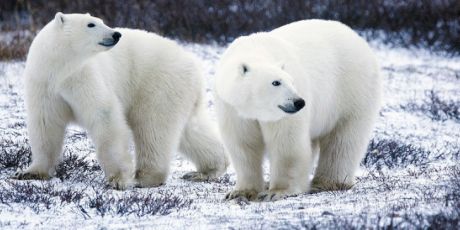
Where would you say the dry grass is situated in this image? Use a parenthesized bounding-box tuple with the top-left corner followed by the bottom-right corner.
(0, 0, 459, 60)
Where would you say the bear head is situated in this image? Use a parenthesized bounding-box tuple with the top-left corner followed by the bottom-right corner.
(53, 12, 121, 57)
(216, 61, 305, 122)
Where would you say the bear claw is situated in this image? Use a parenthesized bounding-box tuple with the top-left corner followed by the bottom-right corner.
(310, 177, 353, 193)
(109, 180, 133, 190)
(256, 190, 289, 202)
(11, 171, 50, 180)
(225, 189, 258, 201)
(181, 171, 211, 182)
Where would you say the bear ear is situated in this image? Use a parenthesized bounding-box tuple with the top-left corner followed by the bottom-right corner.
(86, 12, 91, 16)
(54, 12, 65, 26)
(280, 63, 286, 70)
(240, 64, 249, 75)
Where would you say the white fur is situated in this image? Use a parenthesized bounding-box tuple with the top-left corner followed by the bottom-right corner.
(216, 19, 382, 201)
(19, 13, 228, 189)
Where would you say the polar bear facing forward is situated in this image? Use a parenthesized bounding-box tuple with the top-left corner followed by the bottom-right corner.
(15, 13, 228, 189)
(215, 19, 381, 201)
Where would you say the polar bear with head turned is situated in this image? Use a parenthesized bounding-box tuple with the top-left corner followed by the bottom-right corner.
(14, 12, 228, 189)
(215, 19, 382, 201)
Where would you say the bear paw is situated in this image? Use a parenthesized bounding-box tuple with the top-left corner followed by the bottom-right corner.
(310, 177, 353, 193)
(181, 171, 212, 182)
(11, 171, 50, 180)
(225, 189, 258, 201)
(182, 168, 225, 182)
(134, 170, 166, 188)
(256, 190, 290, 202)
(107, 174, 134, 190)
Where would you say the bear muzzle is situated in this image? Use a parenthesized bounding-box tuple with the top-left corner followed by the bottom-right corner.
(98, 31, 122, 47)
(278, 98, 305, 114)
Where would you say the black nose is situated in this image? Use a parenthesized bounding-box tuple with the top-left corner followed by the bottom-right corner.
(293, 98, 305, 111)
(112, 31, 121, 41)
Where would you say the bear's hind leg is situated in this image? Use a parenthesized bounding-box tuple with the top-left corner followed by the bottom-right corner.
(179, 109, 229, 182)
(312, 117, 374, 193)
(88, 110, 134, 190)
(131, 109, 188, 188)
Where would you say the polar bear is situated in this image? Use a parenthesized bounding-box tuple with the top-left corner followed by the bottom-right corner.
(14, 12, 228, 189)
(215, 19, 381, 201)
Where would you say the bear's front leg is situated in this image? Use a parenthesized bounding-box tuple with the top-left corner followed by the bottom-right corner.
(258, 120, 313, 201)
(13, 113, 67, 180)
(13, 87, 69, 180)
(61, 85, 134, 190)
(217, 103, 265, 201)
(224, 135, 265, 201)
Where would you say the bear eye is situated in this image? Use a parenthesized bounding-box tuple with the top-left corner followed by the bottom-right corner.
(87, 23, 95, 28)
(272, 80, 281, 86)
(242, 64, 249, 74)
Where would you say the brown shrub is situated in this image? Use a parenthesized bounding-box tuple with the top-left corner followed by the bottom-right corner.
(0, 0, 459, 60)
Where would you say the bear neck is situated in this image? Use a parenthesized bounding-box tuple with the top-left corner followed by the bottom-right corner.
(26, 22, 87, 83)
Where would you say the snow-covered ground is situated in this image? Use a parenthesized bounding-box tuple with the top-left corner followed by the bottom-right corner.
(0, 41, 459, 229)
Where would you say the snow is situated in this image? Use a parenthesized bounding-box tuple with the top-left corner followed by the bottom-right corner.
(0, 40, 459, 229)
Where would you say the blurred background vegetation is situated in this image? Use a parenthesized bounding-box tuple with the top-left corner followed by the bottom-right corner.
(0, 0, 459, 60)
